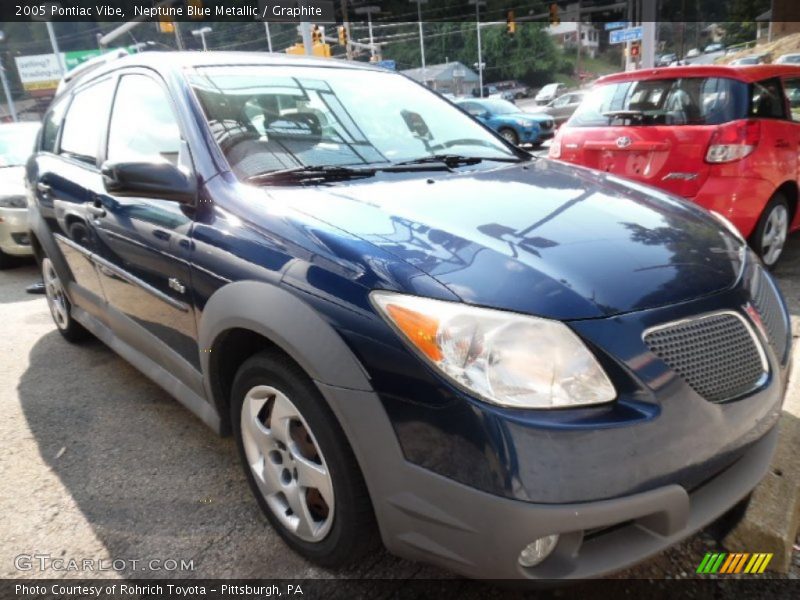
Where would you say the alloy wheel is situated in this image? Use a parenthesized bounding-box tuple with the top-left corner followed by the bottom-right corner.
(501, 129, 518, 144)
(240, 385, 335, 542)
(761, 204, 789, 267)
(43, 258, 69, 330)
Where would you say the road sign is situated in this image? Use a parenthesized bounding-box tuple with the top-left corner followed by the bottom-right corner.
(610, 26, 643, 44)
(378, 59, 396, 70)
(604, 21, 628, 31)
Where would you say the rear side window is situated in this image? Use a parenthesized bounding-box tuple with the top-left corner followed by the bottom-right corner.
(783, 77, 800, 121)
(40, 97, 67, 153)
(107, 74, 182, 165)
(60, 78, 114, 165)
(568, 77, 749, 127)
(750, 78, 785, 119)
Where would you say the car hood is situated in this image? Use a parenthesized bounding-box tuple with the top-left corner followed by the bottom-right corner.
(281, 159, 744, 320)
(0, 166, 26, 195)
(519, 111, 551, 122)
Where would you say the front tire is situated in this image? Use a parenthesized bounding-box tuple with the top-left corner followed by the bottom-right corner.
(42, 257, 89, 342)
(499, 127, 519, 145)
(231, 351, 378, 567)
(750, 194, 790, 269)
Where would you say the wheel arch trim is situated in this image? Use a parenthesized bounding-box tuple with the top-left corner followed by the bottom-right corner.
(198, 280, 373, 423)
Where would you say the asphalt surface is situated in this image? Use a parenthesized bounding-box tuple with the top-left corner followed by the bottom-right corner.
(1, 232, 798, 585)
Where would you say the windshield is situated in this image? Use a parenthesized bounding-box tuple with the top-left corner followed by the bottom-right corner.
(0, 124, 39, 167)
(567, 77, 749, 127)
(538, 84, 558, 96)
(187, 65, 517, 180)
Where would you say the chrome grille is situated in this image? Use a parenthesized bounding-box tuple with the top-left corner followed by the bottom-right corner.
(751, 266, 789, 361)
(644, 312, 767, 403)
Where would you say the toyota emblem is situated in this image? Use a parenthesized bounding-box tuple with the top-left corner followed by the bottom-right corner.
(616, 136, 632, 149)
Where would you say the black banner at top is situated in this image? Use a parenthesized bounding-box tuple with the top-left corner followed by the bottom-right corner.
(0, 0, 794, 24)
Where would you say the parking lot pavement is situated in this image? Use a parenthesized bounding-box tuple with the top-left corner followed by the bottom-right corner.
(1, 236, 798, 582)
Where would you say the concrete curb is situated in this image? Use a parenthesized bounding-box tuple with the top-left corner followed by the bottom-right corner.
(723, 342, 800, 573)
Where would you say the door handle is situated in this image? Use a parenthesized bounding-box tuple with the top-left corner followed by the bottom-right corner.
(775, 139, 791, 149)
(86, 202, 106, 218)
(37, 182, 51, 197)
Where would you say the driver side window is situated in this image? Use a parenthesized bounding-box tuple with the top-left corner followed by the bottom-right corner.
(107, 74, 182, 165)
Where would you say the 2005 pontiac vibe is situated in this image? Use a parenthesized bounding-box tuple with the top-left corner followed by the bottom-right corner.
(26, 52, 789, 580)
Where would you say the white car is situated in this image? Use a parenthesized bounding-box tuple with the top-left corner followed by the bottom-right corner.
(776, 53, 800, 64)
(0, 122, 40, 268)
(686, 48, 701, 59)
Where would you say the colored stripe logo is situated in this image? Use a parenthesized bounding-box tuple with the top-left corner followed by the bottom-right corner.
(696, 552, 773, 574)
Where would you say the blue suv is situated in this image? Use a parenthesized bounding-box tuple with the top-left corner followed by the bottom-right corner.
(27, 53, 789, 580)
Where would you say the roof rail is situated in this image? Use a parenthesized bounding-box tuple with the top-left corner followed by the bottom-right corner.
(55, 43, 172, 96)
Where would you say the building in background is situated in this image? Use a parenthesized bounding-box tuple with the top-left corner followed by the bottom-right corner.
(758, 0, 800, 43)
(547, 3, 600, 59)
(401, 61, 479, 96)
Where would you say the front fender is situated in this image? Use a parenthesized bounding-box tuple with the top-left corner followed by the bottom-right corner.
(198, 280, 373, 402)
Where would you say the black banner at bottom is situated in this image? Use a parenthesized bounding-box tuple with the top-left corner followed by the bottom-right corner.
(3, 578, 800, 600)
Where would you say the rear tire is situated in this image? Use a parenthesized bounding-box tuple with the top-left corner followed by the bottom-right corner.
(231, 350, 378, 567)
(42, 257, 90, 343)
(499, 127, 519, 146)
(750, 193, 790, 269)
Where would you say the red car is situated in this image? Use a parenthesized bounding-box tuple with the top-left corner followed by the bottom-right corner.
(550, 65, 800, 266)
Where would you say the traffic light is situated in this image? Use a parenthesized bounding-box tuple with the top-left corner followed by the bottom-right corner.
(312, 25, 323, 44)
(337, 25, 348, 46)
(158, 18, 175, 34)
(631, 41, 641, 58)
(506, 10, 516, 36)
(187, 0, 204, 19)
(549, 3, 560, 26)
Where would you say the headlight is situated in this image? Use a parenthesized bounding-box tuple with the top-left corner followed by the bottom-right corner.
(370, 292, 616, 409)
(710, 210, 745, 244)
(0, 195, 27, 209)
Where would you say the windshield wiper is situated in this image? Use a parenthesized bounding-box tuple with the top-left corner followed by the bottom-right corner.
(391, 153, 522, 168)
(248, 164, 377, 185)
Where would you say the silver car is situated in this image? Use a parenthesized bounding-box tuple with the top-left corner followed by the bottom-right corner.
(0, 122, 39, 268)
(542, 91, 586, 126)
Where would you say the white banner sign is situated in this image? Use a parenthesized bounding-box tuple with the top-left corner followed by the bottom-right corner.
(14, 53, 63, 91)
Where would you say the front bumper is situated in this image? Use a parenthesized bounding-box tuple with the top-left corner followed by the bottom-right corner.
(320, 381, 779, 580)
(0, 207, 33, 256)
(517, 127, 541, 143)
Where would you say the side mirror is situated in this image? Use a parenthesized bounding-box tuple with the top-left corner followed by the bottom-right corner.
(101, 161, 196, 204)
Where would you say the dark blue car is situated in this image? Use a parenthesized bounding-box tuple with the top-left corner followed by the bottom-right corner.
(457, 98, 555, 146)
(27, 52, 789, 580)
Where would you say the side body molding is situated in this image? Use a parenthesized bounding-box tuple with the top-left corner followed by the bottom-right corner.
(198, 280, 374, 414)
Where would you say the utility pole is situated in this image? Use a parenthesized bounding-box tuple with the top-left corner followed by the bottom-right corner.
(264, 22, 273, 52)
(174, 22, 184, 50)
(45, 22, 65, 75)
(641, 0, 656, 69)
(575, 0, 582, 83)
(355, 6, 380, 59)
(300, 22, 313, 55)
(470, 0, 485, 97)
(192, 26, 212, 51)
(410, 0, 427, 77)
(0, 63, 16, 122)
(340, 0, 352, 60)
(0, 32, 16, 123)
